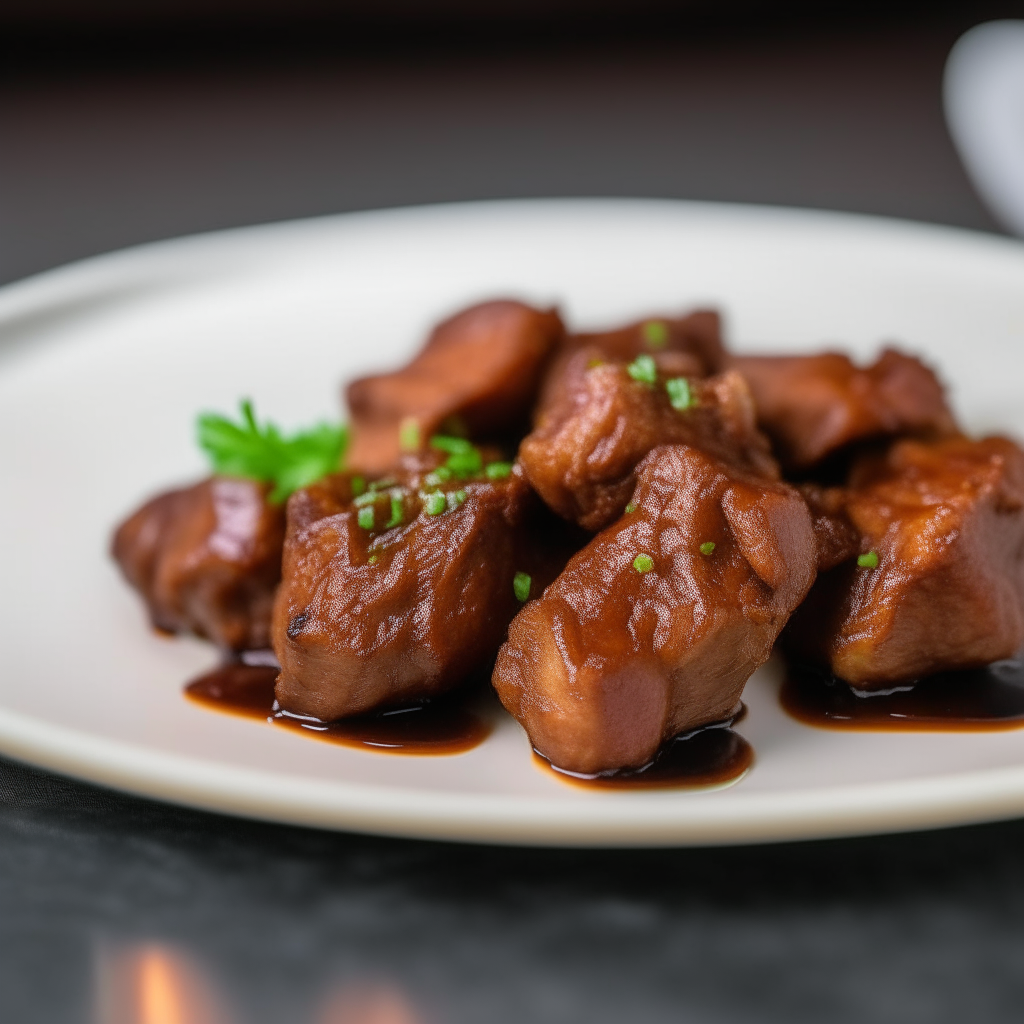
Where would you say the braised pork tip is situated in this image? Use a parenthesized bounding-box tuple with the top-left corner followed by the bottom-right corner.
(571, 309, 726, 374)
(271, 455, 577, 721)
(519, 349, 778, 531)
(111, 477, 286, 651)
(785, 435, 1024, 688)
(798, 483, 862, 572)
(345, 300, 565, 474)
(492, 444, 817, 775)
(731, 348, 956, 472)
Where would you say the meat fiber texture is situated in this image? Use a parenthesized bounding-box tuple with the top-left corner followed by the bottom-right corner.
(272, 458, 573, 721)
(732, 348, 956, 472)
(520, 353, 777, 532)
(786, 435, 1024, 688)
(346, 300, 565, 474)
(112, 477, 285, 651)
(493, 444, 817, 775)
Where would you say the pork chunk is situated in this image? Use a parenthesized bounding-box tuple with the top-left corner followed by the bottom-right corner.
(732, 348, 956, 471)
(112, 477, 286, 651)
(272, 457, 575, 721)
(493, 444, 817, 774)
(519, 349, 778, 531)
(572, 308, 725, 370)
(346, 300, 565, 474)
(785, 436, 1024, 688)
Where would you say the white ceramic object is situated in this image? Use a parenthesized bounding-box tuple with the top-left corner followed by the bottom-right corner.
(3, 199, 1024, 847)
(945, 20, 1024, 237)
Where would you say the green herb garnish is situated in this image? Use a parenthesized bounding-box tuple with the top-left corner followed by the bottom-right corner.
(857, 550, 879, 569)
(357, 505, 375, 530)
(424, 491, 447, 516)
(425, 466, 452, 487)
(486, 461, 513, 480)
(666, 377, 694, 411)
(627, 354, 657, 385)
(642, 320, 668, 348)
(431, 435, 483, 479)
(513, 572, 532, 602)
(197, 400, 348, 504)
(386, 492, 404, 528)
(633, 553, 654, 573)
(368, 554, 379, 565)
(586, 358, 604, 370)
(448, 489, 467, 511)
(399, 416, 421, 452)
(368, 477, 396, 492)
(351, 475, 366, 497)
(625, 502, 637, 514)
(699, 541, 716, 556)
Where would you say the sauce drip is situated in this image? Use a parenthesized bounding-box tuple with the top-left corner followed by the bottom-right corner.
(185, 662, 491, 755)
(535, 708, 752, 790)
(781, 658, 1024, 731)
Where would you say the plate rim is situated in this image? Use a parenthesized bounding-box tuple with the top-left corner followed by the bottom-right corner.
(5, 196, 1024, 847)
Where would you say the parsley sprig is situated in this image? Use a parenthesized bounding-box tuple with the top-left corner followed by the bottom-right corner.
(197, 399, 349, 503)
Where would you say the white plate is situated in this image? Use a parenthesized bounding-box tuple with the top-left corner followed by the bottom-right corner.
(4, 198, 1024, 847)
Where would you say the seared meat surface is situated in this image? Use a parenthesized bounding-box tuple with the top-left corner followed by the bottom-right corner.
(112, 477, 286, 651)
(272, 454, 575, 721)
(786, 435, 1024, 688)
(798, 483, 861, 572)
(520, 349, 777, 531)
(732, 348, 955, 472)
(346, 300, 565, 474)
(493, 444, 817, 774)
(571, 309, 726, 373)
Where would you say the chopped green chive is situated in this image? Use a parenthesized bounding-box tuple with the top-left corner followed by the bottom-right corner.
(699, 541, 716, 556)
(386, 493, 404, 528)
(666, 377, 694, 411)
(857, 550, 879, 569)
(368, 477, 396, 493)
(368, 554, 379, 565)
(351, 475, 366, 497)
(431, 435, 483, 479)
(627, 354, 657, 385)
(486, 461, 513, 480)
(447, 489, 467, 511)
(513, 572, 532, 602)
(399, 416, 421, 452)
(425, 466, 453, 488)
(353, 490, 376, 507)
(625, 502, 637, 514)
(424, 491, 447, 516)
(430, 435, 473, 455)
(633, 553, 654, 573)
(643, 320, 668, 348)
(357, 505, 375, 530)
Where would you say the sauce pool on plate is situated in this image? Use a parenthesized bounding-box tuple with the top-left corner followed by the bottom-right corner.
(185, 662, 492, 755)
(781, 657, 1024, 730)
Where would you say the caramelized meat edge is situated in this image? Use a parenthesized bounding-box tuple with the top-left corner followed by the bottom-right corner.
(272, 457, 576, 721)
(520, 347, 777, 531)
(112, 477, 285, 651)
(785, 435, 1024, 687)
(346, 300, 565, 474)
(494, 443, 816, 775)
(732, 348, 956, 472)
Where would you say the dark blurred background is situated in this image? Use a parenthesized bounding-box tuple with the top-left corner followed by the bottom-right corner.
(5, 4, 1024, 1023)
(1, 1, 1021, 287)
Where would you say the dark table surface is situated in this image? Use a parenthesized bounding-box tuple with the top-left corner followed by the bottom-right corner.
(4, 14, 1024, 1024)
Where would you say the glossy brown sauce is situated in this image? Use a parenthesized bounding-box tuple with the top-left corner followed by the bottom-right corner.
(185, 662, 492, 755)
(781, 658, 1024, 731)
(535, 707, 752, 790)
